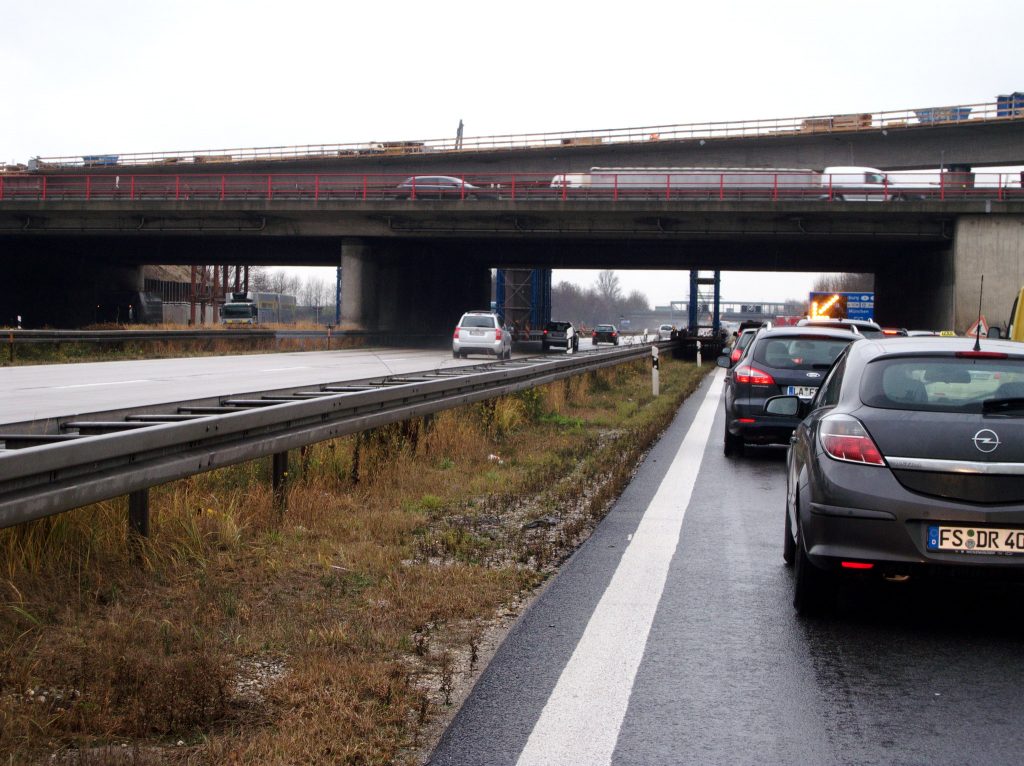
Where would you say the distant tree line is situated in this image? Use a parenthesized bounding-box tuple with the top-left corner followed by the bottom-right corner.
(551, 270, 651, 328)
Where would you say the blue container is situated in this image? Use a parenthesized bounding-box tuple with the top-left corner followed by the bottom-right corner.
(996, 92, 1024, 117)
(915, 107, 971, 124)
(82, 154, 119, 167)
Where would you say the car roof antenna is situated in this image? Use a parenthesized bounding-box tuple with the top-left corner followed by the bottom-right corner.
(974, 275, 984, 352)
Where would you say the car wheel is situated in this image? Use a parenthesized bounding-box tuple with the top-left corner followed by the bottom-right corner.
(542, 343, 549, 352)
(783, 492, 796, 567)
(723, 426, 744, 457)
(452, 350, 459, 359)
(793, 524, 835, 616)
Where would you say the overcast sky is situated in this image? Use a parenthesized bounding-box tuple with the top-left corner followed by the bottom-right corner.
(4, 0, 1021, 305)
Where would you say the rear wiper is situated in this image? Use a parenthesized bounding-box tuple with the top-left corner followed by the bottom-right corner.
(982, 397, 1024, 415)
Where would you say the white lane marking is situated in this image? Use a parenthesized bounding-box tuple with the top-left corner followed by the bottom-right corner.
(53, 379, 150, 389)
(516, 368, 724, 766)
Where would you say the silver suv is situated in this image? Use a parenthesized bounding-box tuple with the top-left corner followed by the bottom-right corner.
(453, 311, 512, 359)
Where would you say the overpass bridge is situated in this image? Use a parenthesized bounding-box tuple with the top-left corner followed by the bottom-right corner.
(2, 98, 1023, 333)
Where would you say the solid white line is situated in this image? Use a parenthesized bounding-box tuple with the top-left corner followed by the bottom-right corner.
(516, 368, 724, 766)
(53, 379, 150, 389)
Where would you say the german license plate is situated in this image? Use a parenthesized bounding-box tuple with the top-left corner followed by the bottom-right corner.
(470, 330, 484, 336)
(927, 525, 1024, 554)
(786, 385, 817, 399)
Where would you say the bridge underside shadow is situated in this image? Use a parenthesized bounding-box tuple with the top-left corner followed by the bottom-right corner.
(0, 232, 960, 332)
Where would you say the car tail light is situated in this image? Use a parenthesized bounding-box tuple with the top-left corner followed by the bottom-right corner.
(730, 347, 743, 362)
(592, 331, 597, 338)
(495, 327, 503, 340)
(956, 351, 1008, 359)
(453, 327, 460, 339)
(734, 364, 775, 385)
(819, 414, 885, 466)
(841, 561, 875, 570)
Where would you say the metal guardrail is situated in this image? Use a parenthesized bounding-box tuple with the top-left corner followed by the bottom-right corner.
(0, 343, 662, 528)
(13, 99, 1023, 169)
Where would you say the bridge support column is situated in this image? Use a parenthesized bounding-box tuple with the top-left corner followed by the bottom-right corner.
(874, 244, 954, 331)
(340, 239, 378, 331)
(953, 216, 1024, 333)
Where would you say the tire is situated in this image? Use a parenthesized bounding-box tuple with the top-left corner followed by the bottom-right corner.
(452, 350, 459, 359)
(542, 343, 549, 352)
(723, 426, 744, 457)
(793, 524, 835, 616)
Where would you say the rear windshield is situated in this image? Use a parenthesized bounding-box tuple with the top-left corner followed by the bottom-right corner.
(753, 335, 853, 371)
(546, 322, 571, 331)
(596, 325, 614, 332)
(861, 357, 1024, 412)
(461, 315, 496, 328)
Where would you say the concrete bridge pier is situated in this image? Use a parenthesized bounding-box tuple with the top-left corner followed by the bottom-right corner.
(339, 239, 491, 337)
(953, 215, 1024, 334)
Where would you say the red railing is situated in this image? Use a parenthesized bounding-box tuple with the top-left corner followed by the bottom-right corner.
(0, 171, 1020, 203)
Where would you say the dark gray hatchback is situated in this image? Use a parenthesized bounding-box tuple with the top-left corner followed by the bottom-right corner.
(772, 337, 1024, 614)
(718, 326, 858, 456)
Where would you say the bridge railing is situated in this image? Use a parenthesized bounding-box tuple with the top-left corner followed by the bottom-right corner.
(12, 98, 1024, 170)
(1, 170, 1021, 204)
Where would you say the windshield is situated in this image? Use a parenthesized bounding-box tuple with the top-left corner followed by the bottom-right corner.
(753, 335, 854, 370)
(861, 357, 1024, 412)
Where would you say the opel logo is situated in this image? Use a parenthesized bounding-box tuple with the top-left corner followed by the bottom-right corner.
(973, 429, 1001, 453)
(805, 372, 821, 379)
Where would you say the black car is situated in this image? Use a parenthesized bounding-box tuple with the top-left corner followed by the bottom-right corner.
(718, 326, 858, 456)
(591, 324, 619, 346)
(770, 337, 1024, 614)
(543, 321, 579, 352)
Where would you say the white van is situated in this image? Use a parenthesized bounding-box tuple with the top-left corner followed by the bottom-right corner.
(821, 166, 890, 201)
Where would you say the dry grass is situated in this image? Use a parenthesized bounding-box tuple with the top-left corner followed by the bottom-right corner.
(0, 355, 710, 764)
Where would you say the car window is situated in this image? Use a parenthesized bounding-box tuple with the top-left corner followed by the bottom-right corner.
(860, 357, 1024, 412)
(753, 336, 853, 370)
(814, 350, 849, 408)
(546, 322, 570, 331)
(461, 315, 496, 329)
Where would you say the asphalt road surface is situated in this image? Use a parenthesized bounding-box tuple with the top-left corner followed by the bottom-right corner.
(428, 368, 1024, 766)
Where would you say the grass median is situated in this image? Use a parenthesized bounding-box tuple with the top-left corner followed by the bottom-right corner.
(1, 354, 711, 765)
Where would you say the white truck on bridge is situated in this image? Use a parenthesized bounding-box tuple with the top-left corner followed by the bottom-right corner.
(551, 166, 894, 199)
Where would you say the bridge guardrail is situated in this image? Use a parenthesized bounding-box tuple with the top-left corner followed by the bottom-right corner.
(11, 99, 1022, 169)
(1, 170, 1021, 204)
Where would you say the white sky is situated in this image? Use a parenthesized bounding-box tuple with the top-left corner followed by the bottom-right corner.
(4, 0, 1021, 305)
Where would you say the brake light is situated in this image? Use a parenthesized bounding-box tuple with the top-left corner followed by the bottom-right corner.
(453, 327, 460, 339)
(734, 364, 775, 385)
(819, 414, 885, 465)
(543, 329, 548, 336)
(956, 351, 1008, 359)
(495, 328, 503, 340)
(730, 347, 743, 362)
(841, 561, 875, 570)
(592, 331, 597, 338)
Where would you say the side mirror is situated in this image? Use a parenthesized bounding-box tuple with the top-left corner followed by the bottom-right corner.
(764, 395, 801, 417)
(716, 354, 732, 369)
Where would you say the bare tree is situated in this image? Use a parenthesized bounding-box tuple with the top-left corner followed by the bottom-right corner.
(813, 273, 874, 293)
(596, 270, 623, 303)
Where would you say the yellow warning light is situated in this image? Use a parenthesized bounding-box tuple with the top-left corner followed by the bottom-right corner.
(811, 294, 842, 318)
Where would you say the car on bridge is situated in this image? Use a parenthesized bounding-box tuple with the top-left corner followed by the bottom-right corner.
(718, 326, 858, 456)
(395, 176, 495, 200)
(769, 336, 1024, 615)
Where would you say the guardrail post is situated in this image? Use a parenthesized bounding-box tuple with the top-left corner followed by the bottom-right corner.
(7, 331, 13, 363)
(651, 345, 660, 396)
(129, 489, 150, 538)
(272, 451, 289, 510)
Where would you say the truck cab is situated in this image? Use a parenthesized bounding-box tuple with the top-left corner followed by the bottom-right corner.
(821, 166, 889, 201)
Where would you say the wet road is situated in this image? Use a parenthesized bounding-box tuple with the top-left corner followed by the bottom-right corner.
(428, 369, 1024, 765)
